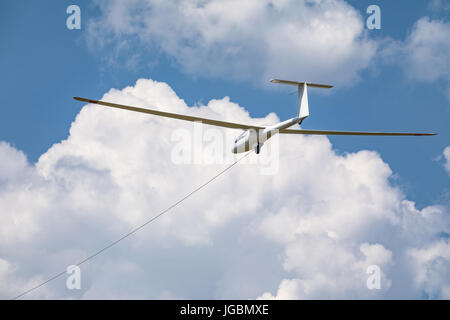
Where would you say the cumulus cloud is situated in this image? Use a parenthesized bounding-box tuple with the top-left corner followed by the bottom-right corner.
(428, 0, 450, 12)
(85, 1, 450, 99)
(0, 78, 449, 299)
(86, 0, 377, 86)
(408, 240, 450, 299)
(383, 17, 450, 100)
(443, 146, 450, 175)
(403, 18, 450, 88)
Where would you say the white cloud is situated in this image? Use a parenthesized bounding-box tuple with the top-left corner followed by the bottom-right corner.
(85, 1, 450, 100)
(259, 242, 393, 299)
(404, 18, 450, 85)
(428, 0, 450, 12)
(0, 78, 449, 299)
(383, 17, 450, 100)
(86, 0, 377, 86)
(443, 146, 450, 175)
(408, 240, 450, 299)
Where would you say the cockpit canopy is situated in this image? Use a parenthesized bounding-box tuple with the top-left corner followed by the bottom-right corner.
(234, 130, 248, 143)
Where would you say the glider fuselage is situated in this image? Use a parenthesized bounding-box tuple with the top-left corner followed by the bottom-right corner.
(232, 117, 300, 154)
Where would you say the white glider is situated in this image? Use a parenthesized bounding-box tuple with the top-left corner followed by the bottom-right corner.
(74, 79, 436, 154)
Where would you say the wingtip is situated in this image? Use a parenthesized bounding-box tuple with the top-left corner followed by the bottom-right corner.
(73, 97, 99, 104)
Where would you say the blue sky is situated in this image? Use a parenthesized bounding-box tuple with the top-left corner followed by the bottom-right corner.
(0, 0, 449, 299)
(1, 0, 448, 207)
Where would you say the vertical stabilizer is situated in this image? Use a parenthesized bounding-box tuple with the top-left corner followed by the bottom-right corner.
(270, 79, 333, 123)
(298, 83, 309, 121)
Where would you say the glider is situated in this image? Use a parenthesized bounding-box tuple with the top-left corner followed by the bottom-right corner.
(74, 79, 436, 154)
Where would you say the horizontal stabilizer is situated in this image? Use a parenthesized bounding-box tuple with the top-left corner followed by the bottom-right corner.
(270, 79, 333, 89)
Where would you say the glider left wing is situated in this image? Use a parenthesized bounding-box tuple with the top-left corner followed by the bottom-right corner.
(74, 97, 263, 130)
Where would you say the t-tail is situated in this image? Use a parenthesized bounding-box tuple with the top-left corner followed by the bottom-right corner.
(270, 79, 333, 124)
